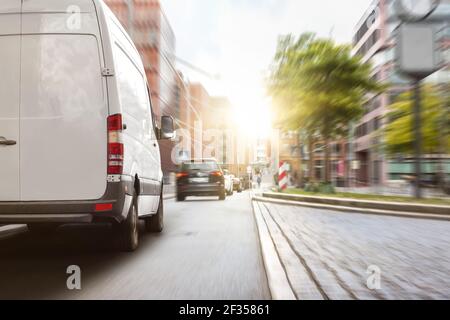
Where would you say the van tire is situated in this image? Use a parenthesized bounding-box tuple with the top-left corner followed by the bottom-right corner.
(145, 193, 164, 233)
(114, 198, 139, 252)
(27, 224, 58, 235)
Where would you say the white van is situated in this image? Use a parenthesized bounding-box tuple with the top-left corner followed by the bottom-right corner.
(0, 0, 174, 251)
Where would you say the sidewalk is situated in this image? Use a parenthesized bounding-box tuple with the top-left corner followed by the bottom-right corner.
(252, 198, 450, 300)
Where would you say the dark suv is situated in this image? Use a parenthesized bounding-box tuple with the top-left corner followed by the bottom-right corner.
(176, 159, 226, 201)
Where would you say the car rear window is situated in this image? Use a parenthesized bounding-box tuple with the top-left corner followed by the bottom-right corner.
(182, 161, 219, 172)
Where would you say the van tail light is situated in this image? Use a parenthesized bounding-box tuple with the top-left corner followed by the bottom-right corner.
(210, 171, 223, 177)
(95, 203, 113, 212)
(107, 114, 124, 175)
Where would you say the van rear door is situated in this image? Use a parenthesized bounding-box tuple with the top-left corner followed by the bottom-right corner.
(19, 1, 108, 202)
(19, 34, 108, 201)
(0, 1, 21, 201)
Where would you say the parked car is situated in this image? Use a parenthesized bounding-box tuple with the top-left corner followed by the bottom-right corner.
(223, 170, 234, 196)
(0, 0, 174, 252)
(232, 176, 243, 193)
(176, 159, 227, 201)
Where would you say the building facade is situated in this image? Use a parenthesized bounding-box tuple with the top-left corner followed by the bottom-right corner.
(352, 0, 450, 186)
(187, 83, 209, 160)
(173, 71, 192, 164)
(353, 0, 394, 186)
(105, 0, 179, 179)
(278, 131, 302, 186)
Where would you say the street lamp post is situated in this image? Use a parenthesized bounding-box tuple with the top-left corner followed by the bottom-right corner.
(394, 0, 442, 198)
(412, 79, 423, 199)
(347, 122, 355, 188)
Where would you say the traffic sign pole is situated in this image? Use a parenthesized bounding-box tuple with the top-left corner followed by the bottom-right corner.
(413, 79, 423, 199)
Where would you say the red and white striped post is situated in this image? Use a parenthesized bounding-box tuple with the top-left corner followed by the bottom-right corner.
(278, 162, 288, 191)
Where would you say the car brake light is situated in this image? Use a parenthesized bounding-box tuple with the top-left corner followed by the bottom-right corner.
(176, 172, 189, 179)
(107, 114, 124, 175)
(210, 171, 223, 177)
(95, 203, 113, 212)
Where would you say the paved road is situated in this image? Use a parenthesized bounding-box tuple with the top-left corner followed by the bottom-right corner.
(0, 192, 270, 300)
(257, 201, 450, 300)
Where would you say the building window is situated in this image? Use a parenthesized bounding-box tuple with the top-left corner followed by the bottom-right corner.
(354, 5, 381, 46)
(315, 160, 324, 180)
(355, 29, 381, 57)
(314, 144, 325, 154)
(374, 117, 382, 131)
(356, 122, 370, 138)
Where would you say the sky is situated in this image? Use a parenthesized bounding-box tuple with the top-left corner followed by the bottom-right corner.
(161, 0, 374, 136)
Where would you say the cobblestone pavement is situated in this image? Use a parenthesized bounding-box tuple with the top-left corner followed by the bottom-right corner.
(257, 201, 450, 300)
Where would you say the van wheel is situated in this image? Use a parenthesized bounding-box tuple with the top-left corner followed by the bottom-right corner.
(27, 224, 58, 235)
(145, 193, 164, 233)
(114, 199, 139, 252)
(219, 189, 226, 201)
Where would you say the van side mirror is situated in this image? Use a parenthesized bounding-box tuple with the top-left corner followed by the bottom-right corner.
(159, 116, 175, 140)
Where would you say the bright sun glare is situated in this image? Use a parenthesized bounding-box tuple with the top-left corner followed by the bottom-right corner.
(232, 95, 273, 140)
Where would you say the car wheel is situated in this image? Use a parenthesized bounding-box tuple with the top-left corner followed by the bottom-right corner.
(219, 189, 226, 201)
(177, 194, 185, 202)
(145, 193, 164, 233)
(114, 198, 139, 252)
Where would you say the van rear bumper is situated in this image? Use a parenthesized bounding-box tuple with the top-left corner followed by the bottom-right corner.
(0, 214, 92, 224)
(0, 179, 134, 225)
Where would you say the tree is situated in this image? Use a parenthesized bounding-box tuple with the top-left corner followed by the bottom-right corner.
(385, 85, 449, 154)
(269, 33, 382, 183)
(385, 85, 450, 189)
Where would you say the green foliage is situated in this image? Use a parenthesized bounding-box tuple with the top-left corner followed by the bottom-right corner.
(385, 85, 450, 155)
(269, 33, 383, 138)
(304, 182, 320, 193)
(319, 183, 336, 194)
(268, 32, 383, 182)
(304, 182, 336, 194)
